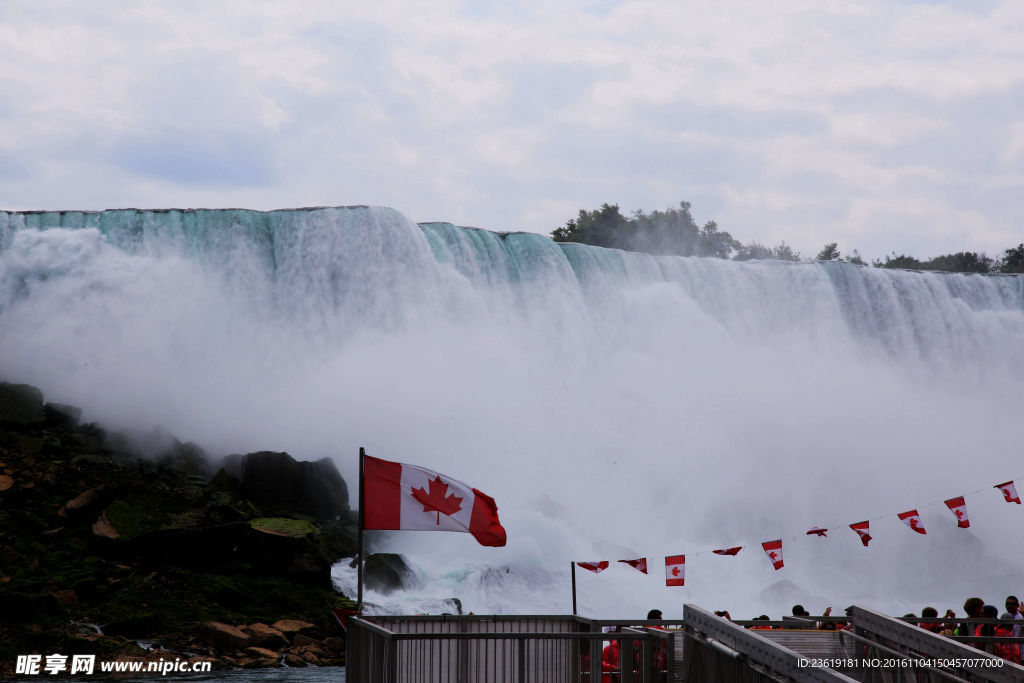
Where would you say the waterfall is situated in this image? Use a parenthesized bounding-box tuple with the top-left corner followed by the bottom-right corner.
(2, 206, 1022, 618)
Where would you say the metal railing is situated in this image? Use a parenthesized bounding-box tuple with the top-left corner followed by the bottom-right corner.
(346, 609, 1024, 682)
(346, 614, 675, 683)
(681, 604, 859, 682)
(845, 607, 1024, 683)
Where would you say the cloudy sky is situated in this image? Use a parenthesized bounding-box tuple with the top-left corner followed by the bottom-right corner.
(1, 0, 1022, 261)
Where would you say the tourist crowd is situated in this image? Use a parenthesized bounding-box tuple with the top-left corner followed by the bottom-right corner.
(729, 596, 1024, 664)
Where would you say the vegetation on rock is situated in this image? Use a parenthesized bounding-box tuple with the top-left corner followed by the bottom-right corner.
(0, 381, 357, 673)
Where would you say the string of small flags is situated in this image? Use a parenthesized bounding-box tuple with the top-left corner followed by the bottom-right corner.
(575, 479, 1021, 587)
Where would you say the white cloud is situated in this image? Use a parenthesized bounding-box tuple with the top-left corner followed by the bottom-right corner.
(1, 0, 1023, 259)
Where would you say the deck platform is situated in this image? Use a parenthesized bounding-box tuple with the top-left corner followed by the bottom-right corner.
(345, 605, 1024, 682)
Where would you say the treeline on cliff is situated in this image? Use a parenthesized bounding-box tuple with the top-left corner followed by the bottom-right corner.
(551, 201, 1024, 274)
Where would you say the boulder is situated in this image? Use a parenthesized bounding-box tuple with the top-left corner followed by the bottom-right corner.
(292, 633, 321, 649)
(218, 451, 349, 520)
(58, 486, 105, 518)
(91, 512, 120, 539)
(244, 623, 289, 650)
(271, 619, 315, 639)
(44, 402, 82, 428)
(363, 553, 417, 594)
(287, 553, 331, 585)
(0, 383, 45, 426)
(323, 636, 345, 654)
(200, 621, 251, 652)
(52, 589, 78, 605)
(283, 653, 306, 667)
(243, 646, 279, 660)
(0, 475, 12, 492)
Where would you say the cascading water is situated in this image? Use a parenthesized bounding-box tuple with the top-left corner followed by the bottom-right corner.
(2, 206, 1022, 619)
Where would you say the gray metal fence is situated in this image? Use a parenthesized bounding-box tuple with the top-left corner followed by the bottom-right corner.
(346, 609, 1024, 682)
(346, 614, 675, 683)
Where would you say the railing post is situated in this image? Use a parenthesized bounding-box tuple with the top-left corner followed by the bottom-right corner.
(517, 636, 526, 683)
(387, 633, 397, 683)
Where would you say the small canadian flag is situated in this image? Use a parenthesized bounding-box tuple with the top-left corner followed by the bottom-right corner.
(762, 540, 783, 570)
(577, 561, 609, 573)
(849, 521, 872, 546)
(898, 509, 927, 534)
(945, 496, 970, 528)
(995, 481, 1021, 504)
(806, 526, 828, 537)
(713, 547, 742, 556)
(665, 555, 685, 586)
(619, 558, 648, 574)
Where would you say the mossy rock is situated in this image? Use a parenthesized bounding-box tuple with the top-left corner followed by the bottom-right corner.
(103, 491, 197, 540)
(0, 383, 45, 426)
(249, 517, 316, 538)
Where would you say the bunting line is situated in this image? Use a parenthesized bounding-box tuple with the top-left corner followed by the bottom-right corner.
(573, 476, 1022, 584)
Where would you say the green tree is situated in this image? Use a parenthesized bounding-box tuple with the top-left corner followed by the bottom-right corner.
(551, 203, 630, 247)
(996, 243, 1024, 273)
(845, 249, 865, 266)
(697, 220, 740, 259)
(874, 253, 923, 269)
(923, 252, 992, 273)
(551, 201, 738, 258)
(733, 242, 773, 261)
(771, 242, 801, 261)
(815, 242, 840, 261)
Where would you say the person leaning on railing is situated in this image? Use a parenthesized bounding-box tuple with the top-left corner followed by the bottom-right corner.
(919, 607, 950, 635)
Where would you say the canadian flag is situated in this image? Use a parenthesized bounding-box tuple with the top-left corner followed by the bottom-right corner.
(619, 558, 648, 574)
(995, 481, 1021, 504)
(762, 540, 783, 570)
(806, 527, 828, 537)
(577, 561, 609, 573)
(665, 555, 685, 586)
(944, 496, 970, 528)
(849, 521, 872, 546)
(898, 509, 927, 534)
(713, 547, 742, 556)
(362, 454, 507, 546)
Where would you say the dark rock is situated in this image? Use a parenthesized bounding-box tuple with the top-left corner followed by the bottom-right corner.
(0, 383, 45, 426)
(92, 512, 120, 539)
(44, 402, 82, 428)
(283, 653, 306, 667)
(292, 633, 323, 649)
(363, 553, 417, 594)
(271, 619, 315, 639)
(288, 553, 331, 585)
(52, 589, 79, 605)
(156, 441, 211, 478)
(322, 636, 345, 653)
(243, 645, 280, 660)
(244, 623, 289, 650)
(200, 621, 250, 652)
(58, 486, 106, 518)
(219, 451, 349, 520)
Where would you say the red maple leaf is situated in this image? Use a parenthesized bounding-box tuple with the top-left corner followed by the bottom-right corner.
(769, 552, 778, 560)
(411, 476, 463, 525)
(671, 567, 681, 577)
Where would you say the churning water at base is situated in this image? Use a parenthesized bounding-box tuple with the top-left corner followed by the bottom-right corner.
(2, 206, 1023, 620)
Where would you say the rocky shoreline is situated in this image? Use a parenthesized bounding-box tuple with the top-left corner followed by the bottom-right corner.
(0, 381, 360, 674)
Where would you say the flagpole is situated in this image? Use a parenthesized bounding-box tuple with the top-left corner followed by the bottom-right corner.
(571, 562, 577, 616)
(357, 446, 365, 615)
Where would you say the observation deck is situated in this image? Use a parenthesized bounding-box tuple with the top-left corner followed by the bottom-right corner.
(346, 605, 1024, 682)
